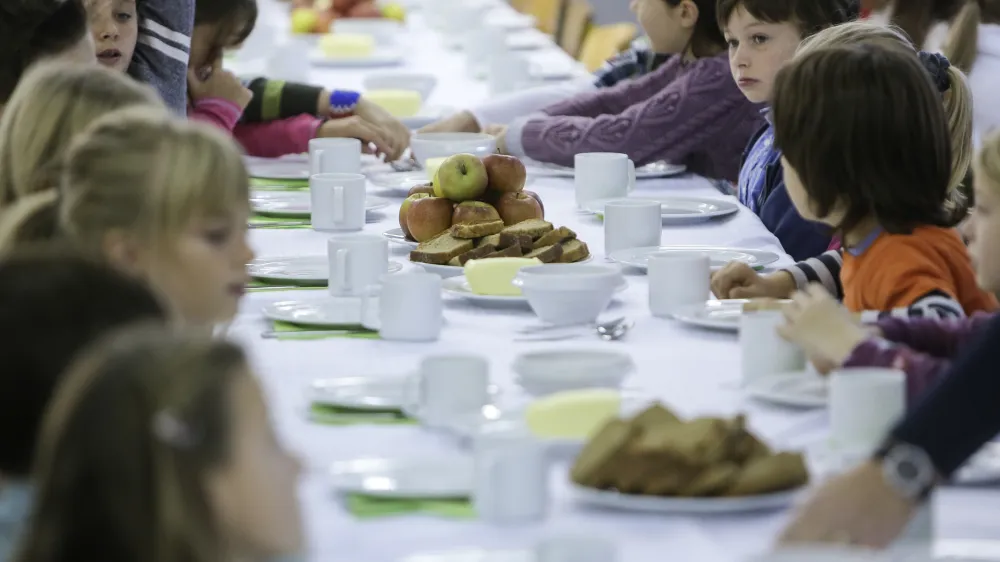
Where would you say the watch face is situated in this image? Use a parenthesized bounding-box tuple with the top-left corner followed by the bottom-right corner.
(883, 443, 935, 500)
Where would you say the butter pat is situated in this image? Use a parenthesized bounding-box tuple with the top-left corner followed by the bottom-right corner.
(320, 33, 375, 58)
(524, 389, 622, 440)
(464, 257, 540, 296)
(425, 157, 447, 183)
(364, 89, 422, 118)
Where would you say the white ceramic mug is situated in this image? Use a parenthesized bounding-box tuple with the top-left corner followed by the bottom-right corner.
(473, 419, 548, 524)
(574, 153, 636, 208)
(406, 354, 490, 424)
(647, 253, 710, 317)
(311, 173, 366, 232)
(326, 234, 388, 296)
(309, 138, 362, 176)
(535, 536, 619, 562)
(489, 51, 531, 95)
(267, 40, 310, 82)
(828, 368, 905, 454)
(604, 199, 661, 255)
(361, 272, 442, 342)
(739, 310, 806, 384)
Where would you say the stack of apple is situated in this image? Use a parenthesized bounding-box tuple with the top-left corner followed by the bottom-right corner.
(399, 153, 545, 242)
(290, 0, 404, 35)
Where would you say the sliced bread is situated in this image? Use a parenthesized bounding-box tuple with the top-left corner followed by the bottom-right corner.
(532, 226, 576, 249)
(501, 218, 553, 240)
(477, 233, 501, 249)
(558, 239, 590, 263)
(482, 244, 524, 259)
(451, 219, 505, 239)
(410, 231, 475, 265)
(499, 232, 532, 249)
(447, 244, 497, 266)
(524, 243, 564, 263)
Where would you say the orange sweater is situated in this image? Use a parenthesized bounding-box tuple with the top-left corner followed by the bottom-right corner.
(842, 226, 998, 315)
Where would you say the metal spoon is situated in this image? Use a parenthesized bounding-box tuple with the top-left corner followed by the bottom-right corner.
(600, 319, 634, 341)
(516, 316, 625, 335)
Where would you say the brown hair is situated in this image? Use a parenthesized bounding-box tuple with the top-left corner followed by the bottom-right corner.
(717, 0, 859, 36)
(0, 0, 88, 103)
(771, 43, 952, 235)
(14, 327, 247, 562)
(885, 0, 989, 62)
(194, 0, 258, 65)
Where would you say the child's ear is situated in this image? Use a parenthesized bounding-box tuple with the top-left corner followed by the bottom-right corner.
(101, 229, 145, 275)
(680, 0, 700, 28)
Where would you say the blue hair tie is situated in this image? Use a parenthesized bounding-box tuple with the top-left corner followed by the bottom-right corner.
(918, 51, 951, 93)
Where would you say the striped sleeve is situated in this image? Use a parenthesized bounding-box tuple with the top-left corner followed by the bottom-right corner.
(784, 249, 844, 298)
(859, 290, 967, 323)
(127, 0, 194, 114)
(591, 46, 646, 88)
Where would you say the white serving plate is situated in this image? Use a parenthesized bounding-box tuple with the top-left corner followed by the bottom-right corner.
(581, 196, 739, 224)
(249, 255, 402, 285)
(607, 246, 780, 271)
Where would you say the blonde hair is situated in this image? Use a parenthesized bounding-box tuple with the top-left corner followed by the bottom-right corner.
(15, 326, 247, 562)
(798, 21, 974, 222)
(0, 61, 162, 208)
(0, 107, 250, 253)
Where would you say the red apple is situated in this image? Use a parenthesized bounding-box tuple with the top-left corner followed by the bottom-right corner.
(346, 1, 382, 17)
(398, 193, 429, 239)
(494, 192, 543, 226)
(522, 190, 544, 219)
(481, 154, 526, 194)
(406, 196, 453, 242)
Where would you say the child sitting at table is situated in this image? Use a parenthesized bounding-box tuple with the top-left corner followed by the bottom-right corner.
(733, 45, 996, 322)
(0, 62, 160, 209)
(12, 328, 304, 562)
(772, 129, 1000, 406)
(0, 246, 166, 562)
(0, 0, 95, 117)
(488, 0, 766, 182)
(0, 107, 254, 328)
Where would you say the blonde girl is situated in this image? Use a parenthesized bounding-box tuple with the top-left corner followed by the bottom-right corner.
(0, 108, 254, 327)
(13, 327, 304, 562)
(0, 61, 161, 208)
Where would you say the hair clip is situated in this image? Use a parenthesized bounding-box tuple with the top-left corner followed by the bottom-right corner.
(152, 410, 197, 448)
(917, 51, 951, 93)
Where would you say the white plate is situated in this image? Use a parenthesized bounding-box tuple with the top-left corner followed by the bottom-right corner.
(745, 371, 827, 409)
(955, 443, 1000, 485)
(263, 298, 366, 328)
(570, 482, 803, 514)
(310, 48, 404, 68)
(250, 190, 391, 218)
(369, 170, 432, 194)
(329, 456, 474, 499)
(669, 300, 749, 332)
(526, 160, 687, 179)
(383, 227, 419, 248)
(414, 254, 593, 278)
(400, 105, 455, 129)
(310, 375, 410, 411)
(247, 160, 310, 180)
(249, 255, 403, 285)
(441, 275, 627, 305)
(607, 246, 780, 271)
(582, 196, 740, 224)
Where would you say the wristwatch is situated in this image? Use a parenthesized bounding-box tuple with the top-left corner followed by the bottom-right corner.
(873, 440, 937, 501)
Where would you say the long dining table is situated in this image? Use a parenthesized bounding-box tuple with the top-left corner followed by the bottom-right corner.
(229, 2, 1000, 560)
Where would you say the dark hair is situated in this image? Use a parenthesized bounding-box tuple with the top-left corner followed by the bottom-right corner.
(0, 245, 165, 477)
(771, 43, 952, 235)
(717, 0, 859, 36)
(0, 0, 89, 103)
(668, 0, 727, 55)
(195, 0, 258, 62)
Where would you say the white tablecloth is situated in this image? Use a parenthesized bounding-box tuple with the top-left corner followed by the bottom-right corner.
(229, 3, 1000, 560)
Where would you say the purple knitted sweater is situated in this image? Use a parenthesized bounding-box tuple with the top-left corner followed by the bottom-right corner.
(843, 312, 995, 406)
(505, 52, 764, 182)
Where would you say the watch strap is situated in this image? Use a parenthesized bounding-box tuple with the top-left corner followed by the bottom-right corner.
(329, 89, 361, 117)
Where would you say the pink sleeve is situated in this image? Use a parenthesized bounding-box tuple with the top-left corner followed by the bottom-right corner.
(188, 98, 243, 132)
(232, 114, 323, 158)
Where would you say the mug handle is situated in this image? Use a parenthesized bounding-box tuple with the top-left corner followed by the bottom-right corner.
(311, 149, 324, 177)
(335, 249, 349, 293)
(333, 185, 345, 223)
(627, 159, 636, 192)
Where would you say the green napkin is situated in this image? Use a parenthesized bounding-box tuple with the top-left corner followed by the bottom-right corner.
(269, 321, 381, 341)
(309, 403, 415, 426)
(251, 177, 309, 188)
(247, 279, 326, 292)
(344, 494, 476, 520)
(249, 214, 311, 228)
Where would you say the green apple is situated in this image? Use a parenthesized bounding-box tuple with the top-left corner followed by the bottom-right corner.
(290, 8, 319, 34)
(437, 153, 488, 202)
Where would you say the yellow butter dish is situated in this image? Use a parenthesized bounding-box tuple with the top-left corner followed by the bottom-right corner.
(320, 33, 375, 58)
(464, 257, 541, 296)
(524, 389, 622, 440)
(364, 89, 422, 118)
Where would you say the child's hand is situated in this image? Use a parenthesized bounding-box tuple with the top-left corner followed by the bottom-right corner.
(418, 111, 481, 134)
(711, 262, 795, 299)
(354, 98, 410, 161)
(187, 61, 253, 110)
(318, 116, 397, 160)
(777, 284, 870, 367)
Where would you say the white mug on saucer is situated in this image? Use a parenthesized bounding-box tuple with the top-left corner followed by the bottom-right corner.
(647, 253, 710, 317)
(828, 368, 905, 454)
(311, 173, 366, 232)
(309, 138, 362, 176)
(473, 419, 549, 524)
(574, 153, 636, 208)
(535, 535, 619, 562)
(739, 309, 806, 384)
(604, 199, 661, 255)
(407, 354, 490, 425)
(361, 272, 442, 342)
(327, 234, 388, 296)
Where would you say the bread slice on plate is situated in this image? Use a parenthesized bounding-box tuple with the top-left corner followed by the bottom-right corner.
(499, 232, 532, 249)
(447, 244, 496, 266)
(533, 226, 576, 249)
(501, 218, 553, 240)
(558, 239, 590, 263)
(410, 231, 475, 265)
(477, 233, 501, 249)
(524, 243, 564, 263)
(481, 244, 524, 259)
(451, 219, 505, 239)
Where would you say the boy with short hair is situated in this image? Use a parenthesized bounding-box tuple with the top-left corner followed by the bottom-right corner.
(718, 0, 859, 260)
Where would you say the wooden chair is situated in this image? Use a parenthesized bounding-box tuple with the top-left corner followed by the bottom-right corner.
(577, 22, 638, 72)
(511, 0, 565, 35)
(558, 0, 593, 58)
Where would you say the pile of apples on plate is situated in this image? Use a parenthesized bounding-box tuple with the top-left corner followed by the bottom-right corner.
(290, 0, 404, 34)
(400, 154, 545, 243)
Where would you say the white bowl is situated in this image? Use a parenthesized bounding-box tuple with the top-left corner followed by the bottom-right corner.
(409, 132, 496, 168)
(513, 264, 623, 326)
(331, 18, 403, 44)
(513, 350, 635, 396)
(363, 73, 437, 101)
